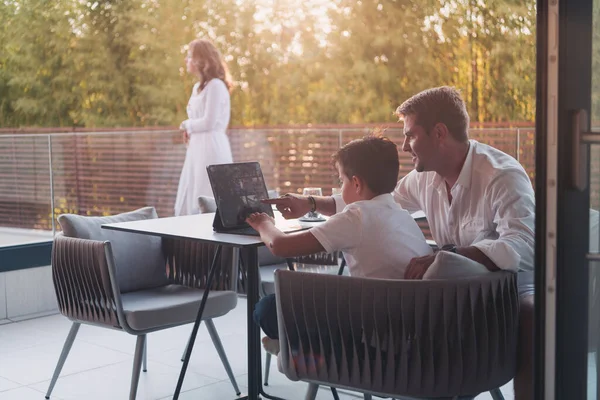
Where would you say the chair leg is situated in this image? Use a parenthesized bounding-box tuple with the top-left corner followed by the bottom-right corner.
(331, 387, 340, 400)
(264, 351, 272, 385)
(205, 319, 241, 395)
(45, 322, 81, 399)
(142, 338, 148, 372)
(490, 387, 505, 400)
(181, 334, 191, 362)
(130, 335, 146, 400)
(305, 383, 319, 400)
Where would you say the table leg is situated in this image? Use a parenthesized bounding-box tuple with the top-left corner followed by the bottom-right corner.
(241, 247, 287, 400)
(241, 246, 261, 400)
(173, 245, 222, 400)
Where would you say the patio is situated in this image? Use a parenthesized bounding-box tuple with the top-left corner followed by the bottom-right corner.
(0, 298, 515, 400)
(0, 297, 513, 400)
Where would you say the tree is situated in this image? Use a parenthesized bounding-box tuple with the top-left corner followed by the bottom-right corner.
(1, 0, 79, 127)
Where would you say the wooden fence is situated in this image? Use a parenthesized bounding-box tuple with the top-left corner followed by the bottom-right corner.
(2, 123, 597, 237)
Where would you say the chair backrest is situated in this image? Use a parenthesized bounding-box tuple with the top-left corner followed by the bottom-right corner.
(275, 270, 519, 398)
(58, 207, 169, 293)
(52, 232, 121, 327)
(162, 237, 238, 291)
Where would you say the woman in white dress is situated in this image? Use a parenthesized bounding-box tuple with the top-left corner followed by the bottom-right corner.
(175, 38, 234, 216)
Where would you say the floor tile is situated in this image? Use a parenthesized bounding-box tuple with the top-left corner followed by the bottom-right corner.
(0, 386, 57, 400)
(0, 340, 131, 385)
(167, 380, 248, 400)
(31, 360, 219, 400)
(0, 315, 70, 354)
(0, 377, 20, 393)
(149, 331, 248, 381)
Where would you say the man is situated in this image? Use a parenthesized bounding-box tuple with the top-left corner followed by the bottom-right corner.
(266, 86, 535, 399)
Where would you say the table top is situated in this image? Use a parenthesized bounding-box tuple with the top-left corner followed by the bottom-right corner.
(101, 211, 434, 248)
(101, 212, 322, 248)
(102, 213, 264, 247)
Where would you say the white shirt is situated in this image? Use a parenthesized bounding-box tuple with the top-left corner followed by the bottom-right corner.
(311, 194, 433, 279)
(334, 140, 535, 294)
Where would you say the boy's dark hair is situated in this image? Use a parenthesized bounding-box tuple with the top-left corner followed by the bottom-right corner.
(332, 135, 399, 194)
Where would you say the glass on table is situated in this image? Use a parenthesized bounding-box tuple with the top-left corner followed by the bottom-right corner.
(300, 187, 325, 222)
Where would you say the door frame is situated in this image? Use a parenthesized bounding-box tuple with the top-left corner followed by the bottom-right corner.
(536, 0, 595, 398)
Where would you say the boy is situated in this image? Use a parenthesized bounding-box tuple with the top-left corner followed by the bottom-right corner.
(246, 135, 432, 354)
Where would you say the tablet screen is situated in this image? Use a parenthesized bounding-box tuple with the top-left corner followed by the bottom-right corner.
(207, 162, 274, 228)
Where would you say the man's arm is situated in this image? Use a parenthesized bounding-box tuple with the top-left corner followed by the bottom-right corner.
(456, 246, 500, 271)
(404, 246, 499, 280)
(471, 169, 535, 272)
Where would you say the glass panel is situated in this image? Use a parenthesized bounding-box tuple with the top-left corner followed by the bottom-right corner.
(0, 134, 54, 247)
(230, 128, 340, 196)
(49, 131, 185, 220)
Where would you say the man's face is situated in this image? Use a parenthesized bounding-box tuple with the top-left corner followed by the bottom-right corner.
(401, 114, 437, 172)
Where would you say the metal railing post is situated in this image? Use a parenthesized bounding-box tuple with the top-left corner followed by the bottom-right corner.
(48, 135, 56, 235)
(516, 128, 521, 162)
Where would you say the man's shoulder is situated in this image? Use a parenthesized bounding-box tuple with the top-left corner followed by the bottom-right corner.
(398, 168, 437, 186)
(471, 141, 527, 178)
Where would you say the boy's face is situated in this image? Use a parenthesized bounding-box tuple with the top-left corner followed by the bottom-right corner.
(337, 163, 359, 205)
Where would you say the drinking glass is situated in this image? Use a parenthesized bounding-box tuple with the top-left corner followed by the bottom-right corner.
(300, 187, 325, 221)
(331, 187, 342, 196)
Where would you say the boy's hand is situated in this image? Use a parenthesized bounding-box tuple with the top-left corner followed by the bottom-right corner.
(246, 212, 275, 231)
(262, 194, 310, 219)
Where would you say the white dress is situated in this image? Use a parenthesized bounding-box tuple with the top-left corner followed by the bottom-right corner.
(174, 79, 233, 216)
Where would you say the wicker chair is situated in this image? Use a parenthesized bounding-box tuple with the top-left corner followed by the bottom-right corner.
(275, 270, 519, 400)
(45, 207, 240, 400)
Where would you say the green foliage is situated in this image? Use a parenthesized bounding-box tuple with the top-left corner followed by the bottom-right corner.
(0, 0, 537, 128)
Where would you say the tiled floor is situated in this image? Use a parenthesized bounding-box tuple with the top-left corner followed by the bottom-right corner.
(0, 298, 514, 400)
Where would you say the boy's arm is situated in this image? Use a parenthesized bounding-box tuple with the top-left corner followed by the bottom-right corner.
(262, 194, 338, 219)
(246, 213, 325, 258)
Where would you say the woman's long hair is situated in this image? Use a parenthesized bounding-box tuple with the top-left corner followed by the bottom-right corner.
(188, 39, 232, 93)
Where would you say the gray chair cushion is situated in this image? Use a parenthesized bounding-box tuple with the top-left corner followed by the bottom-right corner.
(121, 284, 238, 331)
(423, 250, 490, 280)
(57, 207, 168, 293)
(259, 262, 344, 295)
(198, 196, 217, 213)
(258, 247, 286, 266)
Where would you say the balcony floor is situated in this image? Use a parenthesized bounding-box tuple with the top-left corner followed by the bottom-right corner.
(0, 298, 514, 400)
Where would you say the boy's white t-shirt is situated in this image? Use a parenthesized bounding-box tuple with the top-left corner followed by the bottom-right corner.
(309, 193, 433, 279)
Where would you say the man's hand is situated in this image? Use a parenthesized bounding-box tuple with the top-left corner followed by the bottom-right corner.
(404, 254, 436, 279)
(246, 212, 275, 231)
(261, 194, 311, 219)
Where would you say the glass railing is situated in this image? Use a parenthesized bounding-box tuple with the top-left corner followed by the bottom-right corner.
(0, 126, 538, 244)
